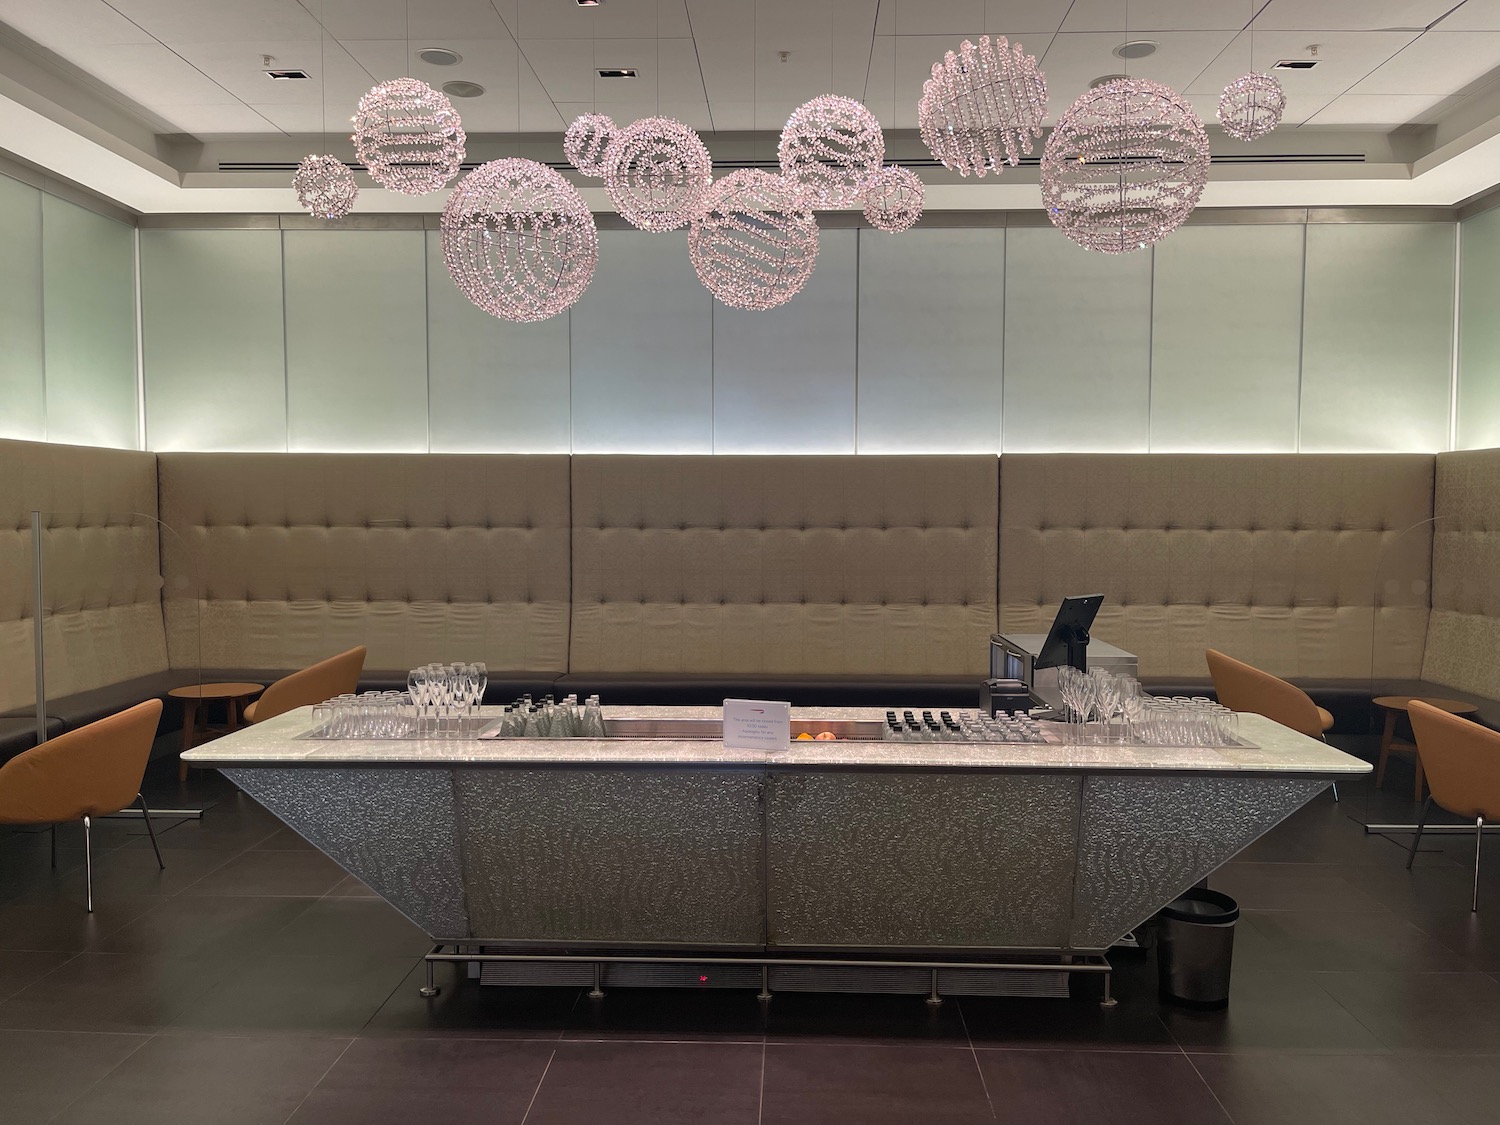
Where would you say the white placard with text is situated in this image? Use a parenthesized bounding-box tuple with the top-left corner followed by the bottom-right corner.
(722, 699, 791, 751)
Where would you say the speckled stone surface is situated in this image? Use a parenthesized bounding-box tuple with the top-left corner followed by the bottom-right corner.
(183, 706, 1370, 775)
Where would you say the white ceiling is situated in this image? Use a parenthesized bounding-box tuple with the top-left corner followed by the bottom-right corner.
(2, 0, 1499, 137)
(1, 0, 1500, 212)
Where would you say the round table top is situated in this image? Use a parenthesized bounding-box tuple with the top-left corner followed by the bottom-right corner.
(168, 682, 264, 700)
(1373, 695, 1479, 715)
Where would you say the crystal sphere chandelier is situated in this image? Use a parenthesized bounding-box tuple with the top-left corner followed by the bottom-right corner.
(564, 113, 616, 177)
(352, 77, 466, 195)
(688, 169, 819, 311)
(778, 95, 885, 209)
(601, 116, 713, 232)
(862, 165, 924, 233)
(441, 158, 599, 323)
(1217, 72, 1286, 141)
(918, 35, 1047, 177)
(1040, 78, 1210, 254)
(292, 154, 358, 218)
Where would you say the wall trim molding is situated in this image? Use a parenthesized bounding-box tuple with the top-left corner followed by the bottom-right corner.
(0, 150, 136, 224)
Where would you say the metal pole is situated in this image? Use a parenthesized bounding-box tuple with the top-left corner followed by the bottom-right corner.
(1366, 823, 1500, 834)
(31, 510, 45, 747)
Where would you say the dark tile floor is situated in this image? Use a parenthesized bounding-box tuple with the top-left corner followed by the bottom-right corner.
(2, 735, 1499, 1124)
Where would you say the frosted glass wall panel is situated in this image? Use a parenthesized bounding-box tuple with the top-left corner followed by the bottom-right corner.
(141, 229, 287, 451)
(1150, 224, 1304, 452)
(570, 230, 712, 453)
(1458, 207, 1500, 450)
(283, 230, 429, 452)
(1301, 223, 1455, 452)
(1003, 228, 1151, 452)
(41, 196, 137, 449)
(0, 176, 43, 441)
(714, 229, 858, 453)
(424, 232, 570, 453)
(856, 228, 1004, 453)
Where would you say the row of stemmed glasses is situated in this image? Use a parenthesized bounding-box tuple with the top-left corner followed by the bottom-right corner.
(406, 662, 488, 737)
(1056, 668, 1149, 744)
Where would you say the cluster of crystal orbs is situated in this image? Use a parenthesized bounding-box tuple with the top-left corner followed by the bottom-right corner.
(352, 77, 466, 195)
(602, 116, 713, 231)
(1217, 72, 1286, 141)
(292, 154, 358, 218)
(688, 170, 819, 311)
(862, 165, 924, 233)
(441, 158, 598, 323)
(1040, 78, 1210, 254)
(564, 113, 616, 177)
(778, 95, 886, 209)
(918, 36, 1047, 178)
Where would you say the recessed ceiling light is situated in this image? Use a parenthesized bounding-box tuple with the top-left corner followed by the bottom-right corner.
(577, 0, 602, 6)
(1273, 58, 1319, 70)
(418, 48, 462, 66)
(597, 67, 637, 78)
(1113, 40, 1158, 59)
(1089, 73, 1129, 88)
(442, 80, 485, 98)
(265, 69, 310, 80)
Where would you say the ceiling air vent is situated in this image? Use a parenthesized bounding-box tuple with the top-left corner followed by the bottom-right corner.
(264, 69, 310, 80)
(597, 68, 637, 78)
(1272, 59, 1319, 70)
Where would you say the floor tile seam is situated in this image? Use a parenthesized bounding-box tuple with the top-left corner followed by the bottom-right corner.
(1297, 970, 1457, 1053)
(277, 1034, 358, 1125)
(353, 951, 431, 1037)
(0, 949, 83, 1003)
(560, 1034, 769, 1045)
(153, 838, 263, 895)
(954, 998, 999, 1124)
(1179, 1046, 1238, 1124)
(517, 1046, 557, 1125)
(967, 1044, 1193, 1056)
(756, 1041, 766, 1125)
(38, 1026, 157, 1125)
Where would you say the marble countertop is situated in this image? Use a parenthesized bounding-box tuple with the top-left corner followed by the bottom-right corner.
(182, 706, 1372, 775)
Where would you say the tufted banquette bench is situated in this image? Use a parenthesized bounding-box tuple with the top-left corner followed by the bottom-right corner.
(2, 438, 1497, 762)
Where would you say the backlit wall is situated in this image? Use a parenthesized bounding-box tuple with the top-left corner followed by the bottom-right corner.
(0, 174, 138, 449)
(139, 217, 1463, 455)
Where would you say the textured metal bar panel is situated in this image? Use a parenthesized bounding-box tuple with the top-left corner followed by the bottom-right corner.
(223, 766, 469, 938)
(454, 768, 765, 945)
(764, 771, 1080, 949)
(1071, 774, 1328, 949)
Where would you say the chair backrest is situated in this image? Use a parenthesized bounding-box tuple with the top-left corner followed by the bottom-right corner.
(247, 646, 367, 724)
(0, 699, 163, 823)
(1408, 701, 1500, 820)
(1205, 648, 1325, 738)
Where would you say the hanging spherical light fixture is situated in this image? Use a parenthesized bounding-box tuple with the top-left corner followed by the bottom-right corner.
(1040, 78, 1210, 255)
(441, 158, 598, 323)
(688, 169, 819, 311)
(564, 113, 616, 177)
(601, 116, 713, 232)
(918, 36, 1048, 178)
(862, 166, 924, 233)
(778, 95, 886, 209)
(292, 154, 358, 218)
(1217, 72, 1286, 141)
(352, 77, 466, 195)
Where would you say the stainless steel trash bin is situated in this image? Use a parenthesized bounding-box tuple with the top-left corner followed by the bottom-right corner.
(1157, 888, 1239, 1009)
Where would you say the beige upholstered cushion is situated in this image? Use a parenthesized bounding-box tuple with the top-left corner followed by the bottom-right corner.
(999, 454, 1435, 680)
(1423, 449, 1500, 698)
(157, 453, 571, 673)
(0, 439, 168, 713)
(570, 456, 998, 676)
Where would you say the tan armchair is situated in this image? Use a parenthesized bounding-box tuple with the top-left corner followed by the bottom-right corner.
(0, 699, 165, 911)
(1206, 648, 1337, 800)
(243, 646, 367, 724)
(1407, 701, 1500, 912)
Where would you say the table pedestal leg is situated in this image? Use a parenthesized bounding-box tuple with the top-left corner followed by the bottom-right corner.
(179, 698, 199, 783)
(1375, 709, 1398, 789)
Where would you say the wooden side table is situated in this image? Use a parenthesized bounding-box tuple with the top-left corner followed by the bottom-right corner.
(170, 682, 264, 782)
(1373, 695, 1481, 801)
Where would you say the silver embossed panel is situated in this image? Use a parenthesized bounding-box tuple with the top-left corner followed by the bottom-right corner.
(454, 768, 765, 946)
(765, 771, 1081, 950)
(1071, 774, 1328, 949)
(224, 766, 468, 938)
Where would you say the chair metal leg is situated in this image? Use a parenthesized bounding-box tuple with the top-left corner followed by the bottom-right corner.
(136, 794, 165, 871)
(82, 815, 93, 913)
(1331, 782, 1339, 803)
(1474, 815, 1485, 914)
(1407, 795, 1433, 871)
